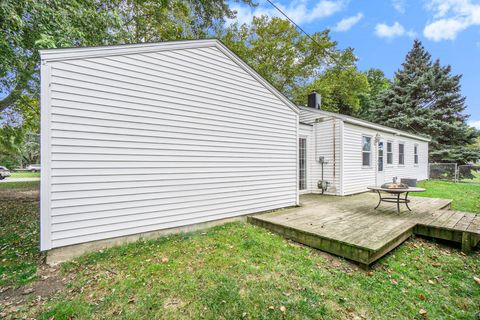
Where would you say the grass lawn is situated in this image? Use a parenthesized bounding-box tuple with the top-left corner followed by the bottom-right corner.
(0, 182, 41, 288)
(1, 181, 479, 319)
(417, 179, 480, 213)
(10, 171, 41, 178)
(0, 180, 40, 190)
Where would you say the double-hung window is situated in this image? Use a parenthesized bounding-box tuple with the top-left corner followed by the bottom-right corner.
(362, 136, 371, 166)
(386, 141, 393, 165)
(398, 143, 405, 165)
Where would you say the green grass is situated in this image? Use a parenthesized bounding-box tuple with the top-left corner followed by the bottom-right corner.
(26, 224, 480, 319)
(2, 180, 480, 319)
(10, 171, 41, 178)
(0, 180, 40, 190)
(0, 190, 40, 287)
(417, 179, 480, 213)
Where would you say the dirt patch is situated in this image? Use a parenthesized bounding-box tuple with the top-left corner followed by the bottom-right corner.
(0, 188, 39, 201)
(0, 265, 65, 317)
(163, 297, 185, 310)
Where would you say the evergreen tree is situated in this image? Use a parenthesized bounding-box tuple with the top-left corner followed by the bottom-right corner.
(373, 40, 479, 163)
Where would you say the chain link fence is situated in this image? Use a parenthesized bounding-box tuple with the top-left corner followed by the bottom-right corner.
(428, 163, 480, 183)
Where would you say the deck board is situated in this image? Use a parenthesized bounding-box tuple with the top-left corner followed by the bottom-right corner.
(249, 193, 479, 266)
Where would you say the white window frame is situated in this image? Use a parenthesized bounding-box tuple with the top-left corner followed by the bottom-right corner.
(414, 144, 419, 165)
(398, 142, 405, 166)
(362, 135, 372, 167)
(386, 140, 393, 165)
(299, 137, 307, 190)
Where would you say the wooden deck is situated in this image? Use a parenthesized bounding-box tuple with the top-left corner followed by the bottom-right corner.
(248, 193, 480, 267)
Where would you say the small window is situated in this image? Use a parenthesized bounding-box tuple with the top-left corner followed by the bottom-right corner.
(362, 136, 371, 166)
(414, 144, 419, 165)
(387, 141, 393, 164)
(398, 143, 405, 165)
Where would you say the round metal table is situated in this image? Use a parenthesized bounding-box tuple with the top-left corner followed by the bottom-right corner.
(367, 186, 426, 213)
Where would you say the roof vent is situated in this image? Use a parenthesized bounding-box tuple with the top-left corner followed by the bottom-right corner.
(308, 91, 321, 109)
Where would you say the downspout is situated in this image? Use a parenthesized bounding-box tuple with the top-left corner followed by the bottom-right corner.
(339, 119, 344, 195)
(333, 119, 336, 187)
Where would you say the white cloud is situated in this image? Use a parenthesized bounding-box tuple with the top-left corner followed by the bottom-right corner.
(229, 0, 346, 26)
(468, 120, 480, 129)
(374, 22, 416, 39)
(423, 0, 480, 41)
(333, 12, 364, 32)
(392, 0, 406, 14)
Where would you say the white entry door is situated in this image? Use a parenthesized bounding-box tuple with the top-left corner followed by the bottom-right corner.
(377, 140, 385, 185)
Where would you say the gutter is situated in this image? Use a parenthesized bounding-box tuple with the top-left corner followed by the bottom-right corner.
(299, 106, 431, 142)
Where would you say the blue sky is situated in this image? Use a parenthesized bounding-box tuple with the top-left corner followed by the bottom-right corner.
(228, 0, 480, 128)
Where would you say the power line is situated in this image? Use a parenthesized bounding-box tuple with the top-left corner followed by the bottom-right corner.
(264, 0, 339, 63)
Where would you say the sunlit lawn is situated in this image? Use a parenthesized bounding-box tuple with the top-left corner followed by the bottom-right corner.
(1, 180, 479, 319)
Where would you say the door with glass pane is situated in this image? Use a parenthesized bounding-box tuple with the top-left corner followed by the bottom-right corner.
(299, 138, 307, 190)
(377, 140, 385, 185)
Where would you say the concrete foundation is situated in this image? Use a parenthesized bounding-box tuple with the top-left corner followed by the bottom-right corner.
(46, 216, 247, 265)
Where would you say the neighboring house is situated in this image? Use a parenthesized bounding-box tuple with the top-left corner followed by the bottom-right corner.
(299, 92, 430, 195)
(39, 39, 429, 260)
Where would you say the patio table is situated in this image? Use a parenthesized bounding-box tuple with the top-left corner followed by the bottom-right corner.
(367, 186, 426, 213)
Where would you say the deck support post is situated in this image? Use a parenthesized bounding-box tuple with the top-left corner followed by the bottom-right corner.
(461, 232, 472, 254)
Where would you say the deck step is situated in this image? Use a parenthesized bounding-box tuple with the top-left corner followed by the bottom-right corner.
(249, 194, 478, 267)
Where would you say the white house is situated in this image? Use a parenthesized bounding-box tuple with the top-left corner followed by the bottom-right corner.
(39, 39, 299, 257)
(298, 92, 430, 196)
(39, 39, 429, 260)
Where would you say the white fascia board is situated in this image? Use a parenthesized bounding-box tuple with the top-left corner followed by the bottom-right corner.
(299, 107, 431, 142)
(39, 39, 219, 62)
(39, 39, 299, 114)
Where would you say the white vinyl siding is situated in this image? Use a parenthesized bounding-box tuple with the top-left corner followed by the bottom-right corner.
(40, 42, 298, 250)
(342, 123, 428, 195)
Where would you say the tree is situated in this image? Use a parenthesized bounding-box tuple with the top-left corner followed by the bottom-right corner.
(0, 0, 125, 113)
(372, 40, 479, 163)
(221, 16, 356, 100)
(116, 0, 255, 43)
(357, 68, 390, 120)
(294, 66, 370, 115)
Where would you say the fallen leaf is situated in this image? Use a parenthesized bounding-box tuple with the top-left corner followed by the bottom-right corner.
(367, 272, 373, 277)
(161, 257, 169, 263)
(474, 276, 480, 285)
(22, 288, 34, 295)
(268, 306, 275, 310)
(428, 279, 435, 285)
(419, 309, 427, 317)
(419, 293, 426, 301)
(390, 279, 398, 285)
(280, 306, 286, 313)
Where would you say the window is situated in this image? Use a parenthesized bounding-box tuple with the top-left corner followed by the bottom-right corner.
(414, 144, 419, 165)
(299, 138, 307, 190)
(386, 141, 393, 164)
(362, 136, 371, 166)
(378, 141, 384, 171)
(398, 143, 405, 165)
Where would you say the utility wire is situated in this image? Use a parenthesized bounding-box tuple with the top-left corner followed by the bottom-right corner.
(264, 0, 339, 64)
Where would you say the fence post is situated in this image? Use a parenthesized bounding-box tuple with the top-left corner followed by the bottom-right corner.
(454, 163, 458, 183)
